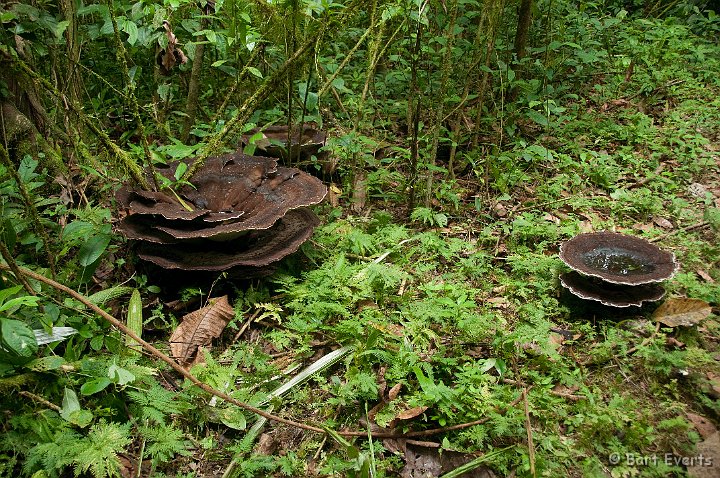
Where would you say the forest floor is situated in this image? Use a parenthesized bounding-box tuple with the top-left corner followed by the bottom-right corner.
(3, 11, 720, 478)
(166, 65, 720, 477)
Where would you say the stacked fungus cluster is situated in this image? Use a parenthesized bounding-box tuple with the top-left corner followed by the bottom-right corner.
(115, 153, 326, 275)
(559, 232, 679, 307)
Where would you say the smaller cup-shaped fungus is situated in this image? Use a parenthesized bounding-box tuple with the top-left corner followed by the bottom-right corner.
(240, 123, 326, 163)
(559, 231, 679, 307)
(115, 153, 326, 274)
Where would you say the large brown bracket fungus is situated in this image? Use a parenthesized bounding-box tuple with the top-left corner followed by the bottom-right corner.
(559, 231, 679, 307)
(115, 153, 326, 274)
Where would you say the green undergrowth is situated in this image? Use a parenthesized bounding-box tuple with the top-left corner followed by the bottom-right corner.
(2, 3, 720, 478)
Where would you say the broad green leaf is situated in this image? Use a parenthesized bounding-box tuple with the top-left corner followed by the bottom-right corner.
(126, 289, 143, 355)
(0, 286, 23, 306)
(61, 220, 95, 243)
(0, 318, 38, 359)
(219, 407, 247, 430)
(174, 162, 188, 181)
(78, 234, 111, 267)
(67, 409, 93, 428)
(108, 364, 136, 385)
(88, 286, 134, 306)
(53, 20, 69, 38)
(526, 109, 549, 127)
(81, 377, 112, 395)
(60, 387, 80, 419)
(123, 20, 138, 45)
(27, 356, 66, 372)
(247, 66, 263, 78)
(0, 219, 16, 251)
(90, 335, 104, 351)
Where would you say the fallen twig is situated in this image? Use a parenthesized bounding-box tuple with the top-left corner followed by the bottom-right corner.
(522, 387, 536, 477)
(650, 221, 710, 243)
(502, 378, 584, 401)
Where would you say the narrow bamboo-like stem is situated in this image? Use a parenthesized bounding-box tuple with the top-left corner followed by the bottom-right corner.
(285, 0, 301, 163)
(316, 22, 374, 98)
(471, 0, 504, 150)
(0, 143, 56, 277)
(181, 16, 209, 142)
(105, 0, 159, 190)
(212, 46, 261, 123)
(4, 52, 150, 190)
(183, 1, 362, 180)
(424, 0, 458, 207)
(407, 14, 424, 213)
(317, 64, 350, 117)
(349, 0, 380, 194)
(296, 57, 313, 165)
(523, 387, 537, 477)
(352, 0, 379, 132)
(58, 0, 82, 120)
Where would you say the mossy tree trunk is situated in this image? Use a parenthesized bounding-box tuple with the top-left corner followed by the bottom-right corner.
(424, 0, 459, 207)
(181, 17, 209, 143)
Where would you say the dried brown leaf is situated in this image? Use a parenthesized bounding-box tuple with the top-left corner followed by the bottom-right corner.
(388, 383, 403, 401)
(396, 406, 428, 421)
(170, 295, 234, 366)
(697, 270, 715, 284)
(328, 183, 341, 208)
(652, 298, 713, 327)
(653, 216, 674, 229)
(687, 413, 718, 439)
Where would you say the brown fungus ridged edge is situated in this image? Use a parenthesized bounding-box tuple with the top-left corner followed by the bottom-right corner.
(558, 231, 679, 307)
(115, 153, 326, 272)
(559, 271, 666, 308)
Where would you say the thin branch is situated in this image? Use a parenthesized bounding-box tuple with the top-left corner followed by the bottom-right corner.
(105, 0, 159, 189)
(183, 0, 363, 180)
(317, 18, 376, 99)
(18, 390, 61, 412)
(212, 45, 261, 124)
(649, 221, 710, 243)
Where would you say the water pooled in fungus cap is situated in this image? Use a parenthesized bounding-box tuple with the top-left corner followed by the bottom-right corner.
(559, 231, 679, 286)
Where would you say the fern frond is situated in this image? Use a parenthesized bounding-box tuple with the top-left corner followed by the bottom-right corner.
(139, 423, 191, 466)
(69, 420, 131, 478)
(127, 384, 187, 424)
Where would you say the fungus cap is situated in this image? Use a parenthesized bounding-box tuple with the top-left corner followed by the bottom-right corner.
(559, 231, 678, 286)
